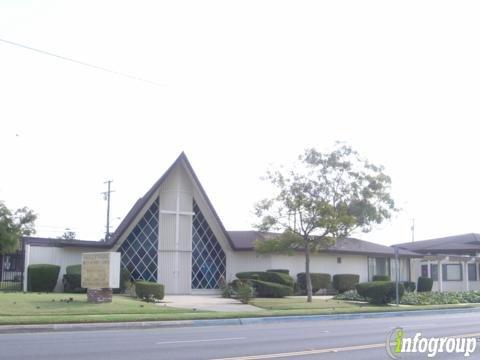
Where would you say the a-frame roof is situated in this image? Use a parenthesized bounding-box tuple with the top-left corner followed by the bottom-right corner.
(106, 152, 237, 250)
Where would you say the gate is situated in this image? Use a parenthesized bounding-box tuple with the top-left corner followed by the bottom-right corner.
(0, 251, 24, 291)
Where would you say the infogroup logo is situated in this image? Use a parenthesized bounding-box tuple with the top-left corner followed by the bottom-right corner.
(386, 327, 478, 359)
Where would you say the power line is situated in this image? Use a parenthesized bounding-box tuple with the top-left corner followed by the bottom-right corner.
(0, 37, 165, 87)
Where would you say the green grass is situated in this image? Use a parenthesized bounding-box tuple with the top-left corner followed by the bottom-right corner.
(1, 293, 479, 325)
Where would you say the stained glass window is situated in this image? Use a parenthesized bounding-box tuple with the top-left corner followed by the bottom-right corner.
(119, 198, 159, 282)
(191, 200, 226, 289)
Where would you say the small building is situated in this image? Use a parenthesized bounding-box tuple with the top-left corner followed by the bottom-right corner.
(396, 234, 480, 292)
(6, 153, 416, 293)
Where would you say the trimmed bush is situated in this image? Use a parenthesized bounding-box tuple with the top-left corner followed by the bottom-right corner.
(66, 264, 82, 275)
(267, 269, 290, 275)
(135, 280, 164, 300)
(296, 273, 331, 294)
(28, 264, 60, 292)
(113, 267, 131, 294)
(402, 281, 416, 292)
(236, 271, 295, 288)
(63, 274, 84, 293)
(356, 281, 405, 305)
(417, 277, 433, 292)
(251, 279, 293, 298)
(333, 274, 360, 293)
(372, 275, 390, 281)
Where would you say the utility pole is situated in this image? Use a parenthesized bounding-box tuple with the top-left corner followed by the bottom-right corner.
(102, 180, 115, 241)
(411, 218, 415, 243)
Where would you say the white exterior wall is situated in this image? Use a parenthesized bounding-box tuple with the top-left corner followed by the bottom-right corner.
(411, 258, 480, 292)
(28, 245, 90, 292)
(229, 251, 369, 282)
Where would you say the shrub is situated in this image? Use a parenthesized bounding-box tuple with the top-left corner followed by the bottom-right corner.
(251, 280, 293, 298)
(62, 273, 84, 293)
(114, 267, 131, 294)
(66, 264, 81, 275)
(333, 274, 360, 293)
(372, 275, 390, 281)
(267, 269, 290, 275)
(235, 281, 255, 303)
(333, 289, 368, 301)
(236, 271, 295, 288)
(135, 280, 164, 301)
(356, 281, 405, 305)
(417, 277, 433, 292)
(400, 291, 480, 305)
(28, 264, 60, 292)
(296, 273, 331, 294)
(402, 281, 416, 292)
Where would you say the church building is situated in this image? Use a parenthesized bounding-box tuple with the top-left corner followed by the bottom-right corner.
(13, 153, 415, 293)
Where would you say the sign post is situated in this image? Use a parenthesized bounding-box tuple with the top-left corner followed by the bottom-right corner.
(81, 252, 120, 303)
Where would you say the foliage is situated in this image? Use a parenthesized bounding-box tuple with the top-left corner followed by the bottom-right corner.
(332, 274, 360, 293)
(27, 264, 60, 292)
(235, 281, 255, 304)
(403, 281, 416, 292)
(57, 229, 76, 240)
(251, 279, 293, 298)
(267, 269, 290, 275)
(135, 281, 164, 301)
(356, 281, 405, 305)
(372, 275, 390, 281)
(417, 277, 434, 292)
(296, 273, 331, 294)
(254, 144, 397, 301)
(0, 201, 37, 254)
(236, 271, 295, 288)
(401, 291, 480, 305)
(62, 274, 84, 293)
(333, 289, 368, 301)
(66, 264, 81, 275)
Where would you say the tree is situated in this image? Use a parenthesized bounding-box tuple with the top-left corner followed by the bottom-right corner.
(58, 229, 76, 240)
(0, 201, 37, 254)
(254, 144, 397, 302)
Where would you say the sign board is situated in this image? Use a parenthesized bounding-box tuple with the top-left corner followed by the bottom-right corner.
(81, 252, 121, 289)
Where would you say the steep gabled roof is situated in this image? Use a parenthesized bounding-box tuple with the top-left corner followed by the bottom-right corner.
(23, 152, 236, 250)
(106, 152, 237, 249)
(228, 231, 420, 256)
(395, 233, 480, 254)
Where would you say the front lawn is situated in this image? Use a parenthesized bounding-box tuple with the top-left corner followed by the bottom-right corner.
(1, 293, 479, 325)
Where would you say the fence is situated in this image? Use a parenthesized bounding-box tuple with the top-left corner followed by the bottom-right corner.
(0, 252, 24, 291)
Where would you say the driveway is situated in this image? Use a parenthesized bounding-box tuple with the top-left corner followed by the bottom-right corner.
(161, 295, 261, 312)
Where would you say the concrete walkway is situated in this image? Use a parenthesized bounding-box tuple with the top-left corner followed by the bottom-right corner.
(160, 295, 261, 312)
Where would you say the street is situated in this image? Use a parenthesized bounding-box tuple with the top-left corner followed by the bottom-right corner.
(1, 312, 480, 360)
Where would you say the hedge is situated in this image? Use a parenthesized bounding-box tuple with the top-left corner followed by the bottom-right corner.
(251, 279, 293, 298)
(66, 264, 82, 275)
(135, 280, 164, 300)
(267, 269, 290, 275)
(296, 273, 331, 293)
(356, 281, 405, 305)
(236, 271, 295, 288)
(403, 281, 416, 292)
(372, 275, 390, 281)
(28, 264, 60, 292)
(417, 277, 433, 292)
(333, 274, 360, 293)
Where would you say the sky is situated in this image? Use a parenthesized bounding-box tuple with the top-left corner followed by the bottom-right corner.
(1, 1, 479, 246)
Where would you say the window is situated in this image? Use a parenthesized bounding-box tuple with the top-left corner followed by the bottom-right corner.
(442, 264, 462, 281)
(430, 264, 438, 281)
(421, 264, 428, 277)
(368, 257, 390, 281)
(468, 264, 477, 281)
(337, 257, 342, 264)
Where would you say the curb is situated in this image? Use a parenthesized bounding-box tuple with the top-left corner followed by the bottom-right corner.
(1, 307, 480, 334)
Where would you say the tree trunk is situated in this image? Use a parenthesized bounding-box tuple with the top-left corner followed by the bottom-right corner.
(305, 238, 313, 302)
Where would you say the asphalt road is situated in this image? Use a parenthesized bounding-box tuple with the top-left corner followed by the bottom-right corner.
(1, 312, 480, 360)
